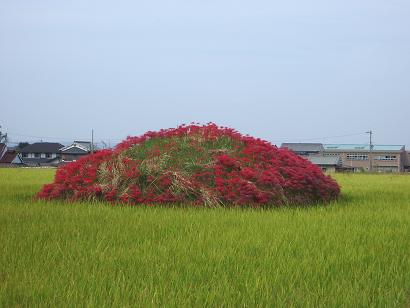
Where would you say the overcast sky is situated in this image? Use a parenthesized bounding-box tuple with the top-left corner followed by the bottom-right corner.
(1, 0, 409, 148)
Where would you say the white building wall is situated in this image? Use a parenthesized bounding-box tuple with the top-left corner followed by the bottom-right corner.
(11, 155, 23, 164)
(26, 153, 59, 158)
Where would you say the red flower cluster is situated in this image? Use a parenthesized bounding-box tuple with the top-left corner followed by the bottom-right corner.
(37, 123, 340, 206)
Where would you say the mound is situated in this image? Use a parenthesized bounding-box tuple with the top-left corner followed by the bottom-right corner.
(38, 123, 340, 206)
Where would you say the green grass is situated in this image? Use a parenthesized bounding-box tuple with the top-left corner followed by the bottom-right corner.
(1, 169, 409, 307)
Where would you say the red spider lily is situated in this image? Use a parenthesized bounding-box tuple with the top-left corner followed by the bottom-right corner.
(37, 123, 340, 207)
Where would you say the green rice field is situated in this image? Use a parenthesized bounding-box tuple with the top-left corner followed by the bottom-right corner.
(1, 168, 409, 307)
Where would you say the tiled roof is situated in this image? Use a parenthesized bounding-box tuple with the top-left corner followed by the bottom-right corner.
(60, 141, 91, 154)
(61, 146, 89, 154)
(73, 141, 91, 151)
(0, 150, 21, 164)
(20, 142, 64, 154)
(22, 157, 60, 166)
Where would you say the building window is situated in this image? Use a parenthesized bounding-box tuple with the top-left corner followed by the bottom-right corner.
(22, 153, 28, 158)
(34, 153, 40, 158)
(347, 153, 368, 160)
(376, 166, 398, 172)
(374, 155, 396, 161)
(45, 153, 52, 158)
(324, 153, 339, 156)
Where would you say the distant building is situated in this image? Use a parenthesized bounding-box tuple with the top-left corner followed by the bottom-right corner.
(0, 150, 24, 166)
(0, 143, 24, 166)
(60, 141, 92, 162)
(281, 142, 407, 173)
(280, 143, 324, 156)
(323, 144, 406, 173)
(306, 156, 344, 173)
(281, 143, 353, 172)
(404, 151, 410, 172)
(20, 142, 64, 166)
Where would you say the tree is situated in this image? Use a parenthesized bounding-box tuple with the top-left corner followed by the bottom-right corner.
(17, 142, 30, 151)
(0, 125, 7, 143)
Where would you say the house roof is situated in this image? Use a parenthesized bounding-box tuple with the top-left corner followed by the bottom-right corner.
(60, 141, 91, 154)
(61, 147, 89, 154)
(22, 157, 60, 165)
(324, 144, 405, 152)
(307, 156, 342, 166)
(73, 141, 91, 151)
(0, 150, 23, 164)
(281, 143, 324, 153)
(20, 142, 64, 154)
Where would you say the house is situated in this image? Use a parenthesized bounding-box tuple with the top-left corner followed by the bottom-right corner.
(323, 144, 406, 173)
(60, 141, 92, 162)
(20, 142, 64, 166)
(0, 143, 25, 166)
(280, 143, 324, 156)
(0, 149, 24, 166)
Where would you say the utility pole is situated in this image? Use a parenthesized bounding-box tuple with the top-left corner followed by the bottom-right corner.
(91, 129, 94, 154)
(366, 130, 373, 172)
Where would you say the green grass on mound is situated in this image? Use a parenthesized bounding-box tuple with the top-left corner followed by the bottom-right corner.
(0, 168, 409, 307)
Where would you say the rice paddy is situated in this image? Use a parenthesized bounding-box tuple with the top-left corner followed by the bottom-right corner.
(0, 168, 409, 307)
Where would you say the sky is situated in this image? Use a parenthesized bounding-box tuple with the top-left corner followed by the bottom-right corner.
(1, 0, 409, 148)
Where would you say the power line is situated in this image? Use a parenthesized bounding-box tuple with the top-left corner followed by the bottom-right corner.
(7, 129, 367, 142)
(6, 131, 123, 143)
(7, 132, 89, 142)
(270, 132, 367, 143)
(3, 129, 378, 149)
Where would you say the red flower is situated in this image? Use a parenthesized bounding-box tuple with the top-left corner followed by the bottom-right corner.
(37, 123, 340, 207)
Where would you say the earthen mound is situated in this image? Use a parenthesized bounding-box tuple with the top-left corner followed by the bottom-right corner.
(38, 123, 340, 206)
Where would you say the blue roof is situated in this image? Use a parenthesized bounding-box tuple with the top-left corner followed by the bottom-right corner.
(324, 144, 404, 151)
